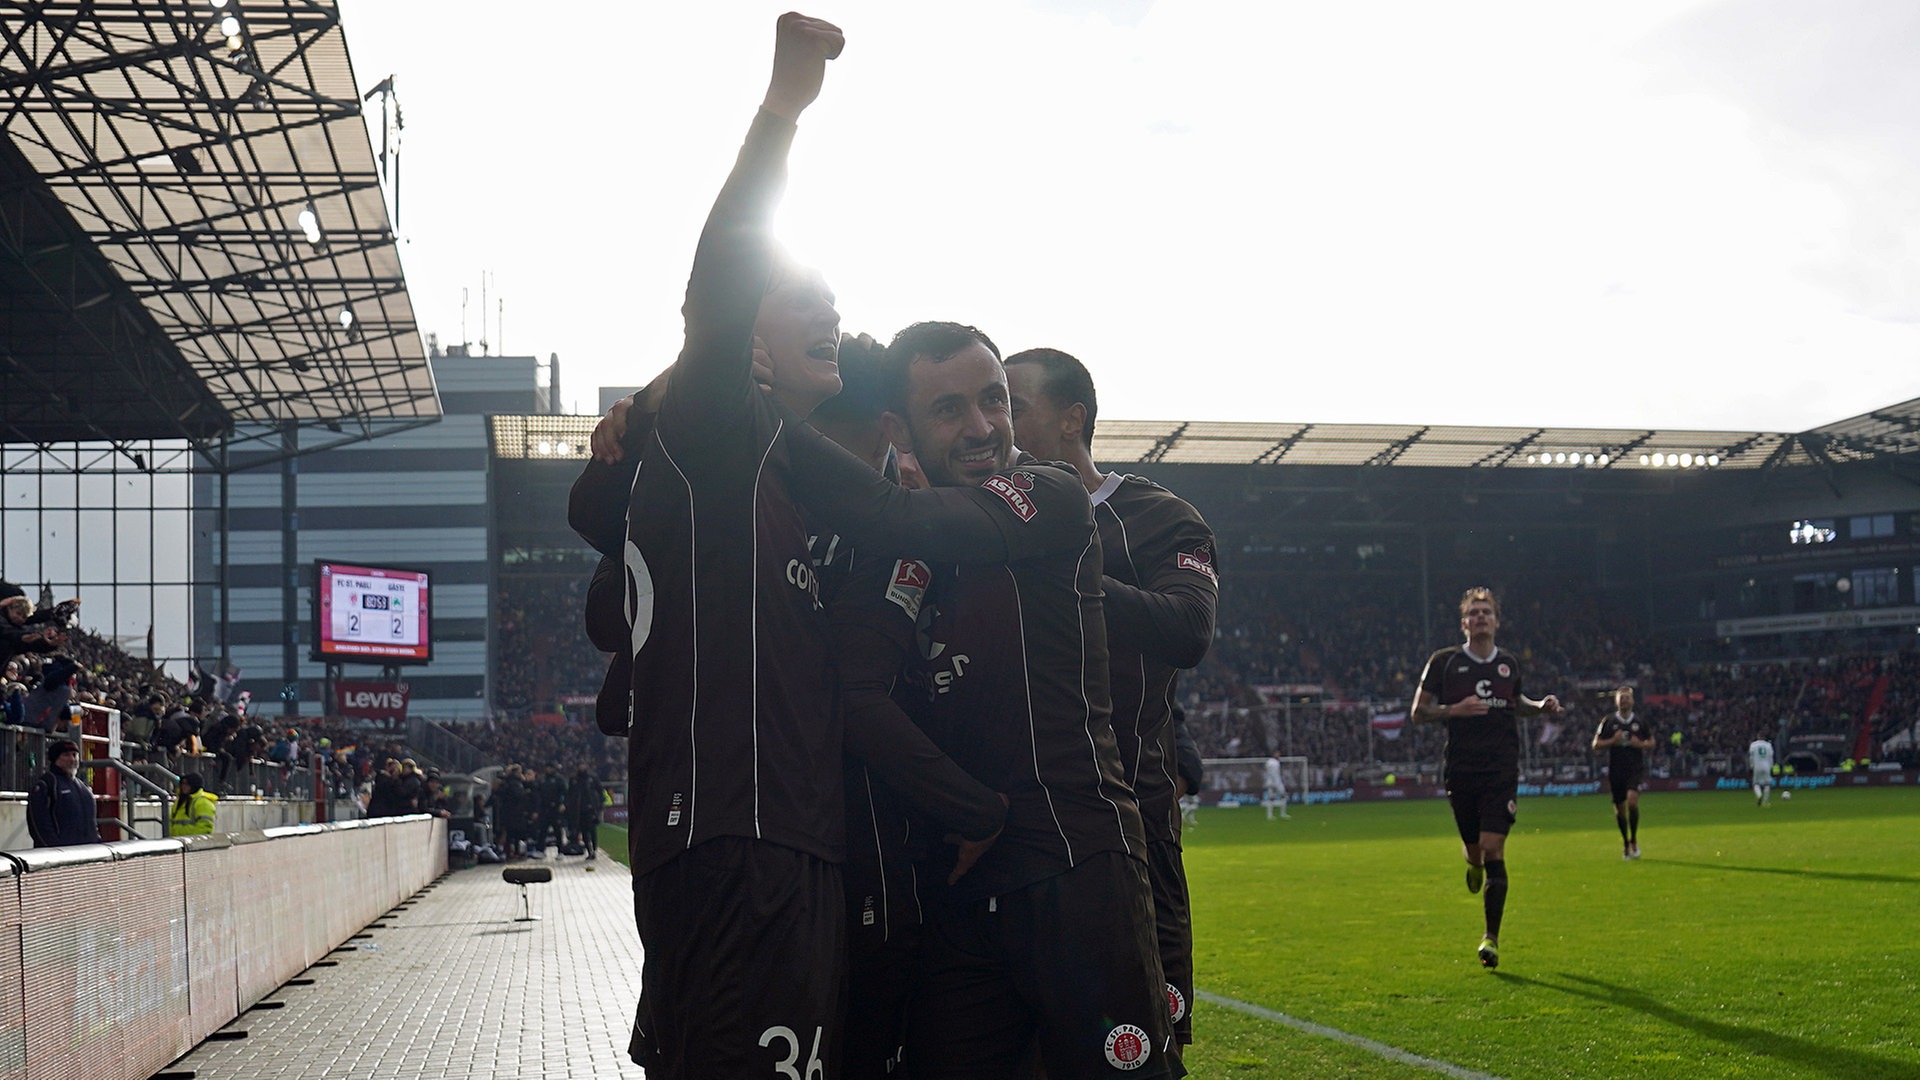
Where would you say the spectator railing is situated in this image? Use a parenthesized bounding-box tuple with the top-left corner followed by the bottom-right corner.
(2, 722, 316, 802)
(407, 717, 491, 774)
(0, 723, 56, 792)
(83, 756, 176, 839)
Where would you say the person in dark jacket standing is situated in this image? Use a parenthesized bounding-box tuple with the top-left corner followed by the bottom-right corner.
(493, 765, 526, 856)
(27, 739, 100, 847)
(567, 763, 606, 861)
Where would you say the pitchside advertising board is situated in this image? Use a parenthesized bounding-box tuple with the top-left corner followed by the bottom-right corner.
(313, 560, 432, 663)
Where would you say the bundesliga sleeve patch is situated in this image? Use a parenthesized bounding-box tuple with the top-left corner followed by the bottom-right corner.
(982, 472, 1038, 522)
(885, 559, 930, 619)
(1176, 544, 1217, 583)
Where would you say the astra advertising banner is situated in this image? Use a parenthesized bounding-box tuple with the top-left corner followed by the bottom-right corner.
(336, 680, 411, 720)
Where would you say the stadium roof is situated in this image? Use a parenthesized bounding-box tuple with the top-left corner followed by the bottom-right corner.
(0, 0, 436, 461)
(492, 394, 1920, 476)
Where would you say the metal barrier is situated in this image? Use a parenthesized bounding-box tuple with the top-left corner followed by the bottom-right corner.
(3, 721, 315, 806)
(405, 717, 491, 775)
(0, 814, 446, 1080)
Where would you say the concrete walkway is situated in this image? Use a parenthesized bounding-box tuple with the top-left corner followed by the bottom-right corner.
(160, 852, 644, 1079)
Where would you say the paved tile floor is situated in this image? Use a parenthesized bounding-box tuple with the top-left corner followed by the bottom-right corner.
(163, 852, 645, 1079)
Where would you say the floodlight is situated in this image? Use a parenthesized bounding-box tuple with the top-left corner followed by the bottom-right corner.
(338, 308, 354, 329)
(537, 441, 552, 455)
(1707, 454, 1720, 466)
(1599, 454, 1610, 465)
(220, 15, 240, 36)
(1639, 454, 1650, 466)
(1583, 454, 1595, 464)
(557, 442, 572, 456)
(1526, 454, 1537, 464)
(1553, 453, 1566, 463)
(1680, 453, 1694, 467)
(211, 0, 229, 8)
(297, 204, 322, 245)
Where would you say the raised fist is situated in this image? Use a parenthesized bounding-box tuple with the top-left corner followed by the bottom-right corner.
(762, 12, 845, 122)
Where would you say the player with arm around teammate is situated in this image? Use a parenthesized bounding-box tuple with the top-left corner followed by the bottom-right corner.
(846, 322, 1177, 1079)
(1410, 587, 1562, 970)
(1592, 686, 1653, 859)
(1005, 345, 1218, 1065)
(1749, 733, 1777, 807)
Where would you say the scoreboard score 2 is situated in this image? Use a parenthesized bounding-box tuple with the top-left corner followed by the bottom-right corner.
(314, 561, 432, 663)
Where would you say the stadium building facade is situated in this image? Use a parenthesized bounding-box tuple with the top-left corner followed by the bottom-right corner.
(194, 351, 561, 719)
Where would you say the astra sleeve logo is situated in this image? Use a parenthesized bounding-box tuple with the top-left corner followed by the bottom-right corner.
(982, 474, 1038, 522)
(1176, 543, 1217, 583)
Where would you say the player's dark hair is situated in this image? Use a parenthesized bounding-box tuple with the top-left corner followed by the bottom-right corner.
(808, 333, 888, 428)
(1004, 347, 1098, 448)
(1459, 586, 1500, 618)
(881, 321, 1001, 411)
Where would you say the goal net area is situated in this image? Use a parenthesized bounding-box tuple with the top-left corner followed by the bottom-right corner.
(1198, 756, 1310, 808)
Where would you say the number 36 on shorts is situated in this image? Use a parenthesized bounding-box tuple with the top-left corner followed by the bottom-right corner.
(759, 1025, 825, 1080)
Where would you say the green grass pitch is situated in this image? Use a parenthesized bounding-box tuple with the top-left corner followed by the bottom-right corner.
(601, 786, 1920, 1078)
(1183, 785, 1920, 1078)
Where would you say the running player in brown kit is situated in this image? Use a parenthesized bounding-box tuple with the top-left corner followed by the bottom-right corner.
(1592, 685, 1653, 859)
(1411, 587, 1562, 970)
(1005, 346, 1217, 1063)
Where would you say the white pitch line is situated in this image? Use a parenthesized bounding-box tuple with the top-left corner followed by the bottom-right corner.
(1196, 989, 1505, 1080)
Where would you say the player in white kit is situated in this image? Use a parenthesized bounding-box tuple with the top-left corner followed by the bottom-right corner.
(1748, 734, 1776, 807)
(1263, 753, 1289, 820)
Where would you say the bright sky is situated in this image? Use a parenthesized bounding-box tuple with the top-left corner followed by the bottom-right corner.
(334, 0, 1920, 432)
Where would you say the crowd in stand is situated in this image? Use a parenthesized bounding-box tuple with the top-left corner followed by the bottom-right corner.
(440, 717, 623, 793)
(494, 575, 603, 716)
(1179, 571, 1920, 775)
(12, 566, 1916, 835)
(474, 557, 1920, 780)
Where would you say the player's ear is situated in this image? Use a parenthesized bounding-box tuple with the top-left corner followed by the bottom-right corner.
(1063, 402, 1088, 444)
(881, 410, 913, 455)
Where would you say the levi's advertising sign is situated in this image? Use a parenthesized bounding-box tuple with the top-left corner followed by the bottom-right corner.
(315, 561, 432, 663)
(336, 680, 411, 720)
